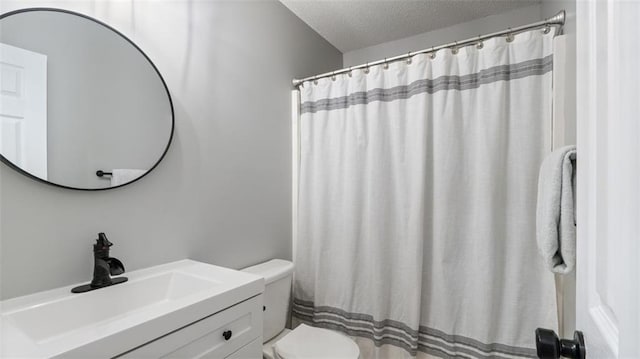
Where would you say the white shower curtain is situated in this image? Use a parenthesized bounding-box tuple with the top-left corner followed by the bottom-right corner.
(293, 30, 557, 359)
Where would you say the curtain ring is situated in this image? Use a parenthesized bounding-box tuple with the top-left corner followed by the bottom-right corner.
(543, 24, 551, 34)
(348, 67, 353, 77)
(506, 28, 514, 42)
(383, 58, 389, 70)
(313, 76, 318, 85)
(451, 41, 459, 55)
(429, 46, 436, 59)
(476, 35, 484, 49)
(331, 71, 337, 81)
(406, 52, 412, 64)
(363, 63, 370, 74)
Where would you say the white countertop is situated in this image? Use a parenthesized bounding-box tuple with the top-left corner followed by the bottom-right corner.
(0, 259, 264, 358)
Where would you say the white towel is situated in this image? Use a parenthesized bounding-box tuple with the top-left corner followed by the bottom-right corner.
(111, 169, 146, 186)
(536, 145, 577, 274)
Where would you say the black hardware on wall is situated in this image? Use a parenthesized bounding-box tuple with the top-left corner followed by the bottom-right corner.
(96, 170, 113, 177)
(535, 328, 586, 359)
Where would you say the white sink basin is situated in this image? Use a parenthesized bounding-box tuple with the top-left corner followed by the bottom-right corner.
(8, 272, 217, 343)
(0, 260, 264, 358)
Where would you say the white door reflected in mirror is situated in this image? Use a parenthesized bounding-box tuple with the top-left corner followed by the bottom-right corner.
(0, 43, 47, 180)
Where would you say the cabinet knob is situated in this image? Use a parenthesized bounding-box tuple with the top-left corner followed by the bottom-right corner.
(223, 330, 233, 341)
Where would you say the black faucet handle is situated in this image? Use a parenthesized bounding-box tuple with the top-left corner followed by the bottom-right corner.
(97, 233, 113, 247)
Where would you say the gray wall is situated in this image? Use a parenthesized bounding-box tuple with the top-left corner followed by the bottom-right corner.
(1, 11, 172, 188)
(0, 0, 342, 300)
(343, 4, 543, 67)
(543, 0, 577, 146)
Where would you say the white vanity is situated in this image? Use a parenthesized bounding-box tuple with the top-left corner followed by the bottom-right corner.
(0, 260, 265, 358)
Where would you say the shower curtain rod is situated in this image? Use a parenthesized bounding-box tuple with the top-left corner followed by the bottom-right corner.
(292, 10, 565, 87)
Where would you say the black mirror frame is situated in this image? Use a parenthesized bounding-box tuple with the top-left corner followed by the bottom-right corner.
(0, 7, 175, 191)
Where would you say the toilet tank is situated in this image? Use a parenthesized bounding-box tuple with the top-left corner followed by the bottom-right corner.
(242, 259, 294, 342)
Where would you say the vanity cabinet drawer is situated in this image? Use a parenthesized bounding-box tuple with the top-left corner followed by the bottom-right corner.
(225, 338, 262, 359)
(118, 294, 263, 359)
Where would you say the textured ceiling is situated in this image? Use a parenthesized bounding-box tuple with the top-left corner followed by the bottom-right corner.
(279, 0, 540, 53)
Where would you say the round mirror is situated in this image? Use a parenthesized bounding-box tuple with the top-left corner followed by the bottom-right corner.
(0, 8, 174, 190)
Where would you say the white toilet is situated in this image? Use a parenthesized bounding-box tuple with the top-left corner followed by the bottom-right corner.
(242, 259, 360, 359)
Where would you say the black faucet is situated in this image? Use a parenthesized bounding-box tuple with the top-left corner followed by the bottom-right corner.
(71, 233, 128, 293)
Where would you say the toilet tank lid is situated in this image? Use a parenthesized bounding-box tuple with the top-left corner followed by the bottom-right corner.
(241, 259, 294, 284)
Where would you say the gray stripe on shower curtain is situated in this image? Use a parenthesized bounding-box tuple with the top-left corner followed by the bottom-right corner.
(300, 54, 553, 114)
(293, 299, 537, 358)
